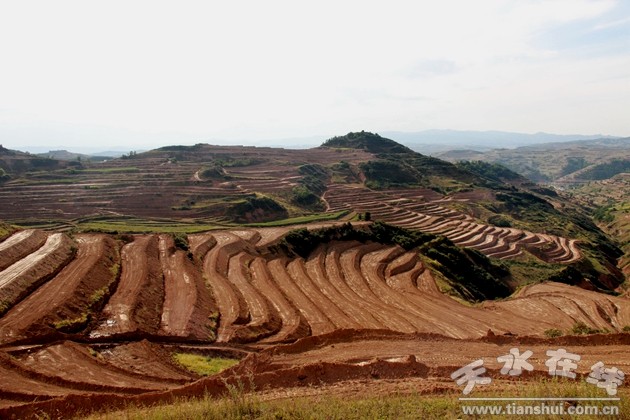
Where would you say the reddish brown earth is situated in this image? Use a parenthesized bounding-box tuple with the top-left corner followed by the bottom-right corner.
(0, 234, 117, 341)
(0, 233, 75, 317)
(158, 235, 217, 340)
(0, 227, 628, 418)
(1, 331, 629, 419)
(324, 184, 581, 263)
(0, 144, 582, 268)
(0, 230, 48, 272)
(91, 235, 163, 338)
(0, 145, 373, 222)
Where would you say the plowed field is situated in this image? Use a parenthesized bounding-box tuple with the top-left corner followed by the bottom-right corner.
(0, 227, 628, 418)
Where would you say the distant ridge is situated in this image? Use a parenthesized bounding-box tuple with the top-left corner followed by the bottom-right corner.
(6, 129, 623, 156)
(382, 130, 620, 153)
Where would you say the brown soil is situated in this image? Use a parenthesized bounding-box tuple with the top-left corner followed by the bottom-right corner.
(91, 235, 164, 338)
(158, 235, 217, 340)
(325, 184, 581, 263)
(0, 233, 75, 317)
(0, 235, 117, 341)
(1, 331, 629, 419)
(97, 340, 198, 383)
(0, 227, 629, 418)
(0, 230, 48, 272)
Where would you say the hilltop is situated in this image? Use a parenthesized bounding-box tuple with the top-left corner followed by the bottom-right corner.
(322, 131, 414, 154)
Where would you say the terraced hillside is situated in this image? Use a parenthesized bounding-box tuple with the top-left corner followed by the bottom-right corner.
(0, 143, 372, 224)
(440, 139, 630, 284)
(324, 185, 580, 263)
(0, 225, 629, 416)
(1, 133, 624, 285)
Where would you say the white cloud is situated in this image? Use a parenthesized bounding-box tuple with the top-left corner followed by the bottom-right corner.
(592, 15, 630, 30)
(0, 0, 627, 148)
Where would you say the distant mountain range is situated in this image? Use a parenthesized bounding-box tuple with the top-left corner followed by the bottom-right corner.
(381, 130, 620, 155)
(8, 129, 622, 156)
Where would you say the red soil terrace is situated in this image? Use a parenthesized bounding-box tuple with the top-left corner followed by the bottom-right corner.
(0, 226, 628, 418)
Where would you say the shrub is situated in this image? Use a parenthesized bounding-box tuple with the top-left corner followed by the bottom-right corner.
(0, 168, 10, 182)
(571, 321, 603, 335)
(544, 328, 563, 338)
(488, 215, 511, 227)
(172, 233, 189, 252)
(53, 313, 89, 333)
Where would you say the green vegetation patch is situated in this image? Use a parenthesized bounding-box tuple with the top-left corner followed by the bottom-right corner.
(76, 216, 221, 234)
(544, 328, 563, 338)
(200, 165, 230, 180)
(481, 188, 623, 291)
(570, 321, 607, 335)
(560, 156, 588, 176)
(158, 144, 206, 152)
(0, 221, 15, 240)
(172, 232, 190, 251)
(457, 160, 524, 184)
(227, 195, 288, 223)
(323, 132, 483, 191)
(322, 131, 412, 154)
(580, 158, 630, 180)
(501, 257, 564, 286)
(330, 160, 360, 183)
(245, 210, 348, 227)
(53, 313, 89, 333)
(0, 167, 10, 183)
(360, 160, 420, 189)
(215, 156, 266, 168)
(287, 163, 330, 211)
(173, 353, 239, 376)
(78, 167, 140, 174)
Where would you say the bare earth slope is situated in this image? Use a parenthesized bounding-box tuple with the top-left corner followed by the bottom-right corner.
(0, 226, 628, 418)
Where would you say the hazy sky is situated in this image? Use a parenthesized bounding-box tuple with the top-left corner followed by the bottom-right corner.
(1, 0, 629, 150)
